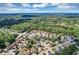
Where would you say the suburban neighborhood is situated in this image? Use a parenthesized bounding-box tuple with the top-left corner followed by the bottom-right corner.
(0, 30, 77, 55)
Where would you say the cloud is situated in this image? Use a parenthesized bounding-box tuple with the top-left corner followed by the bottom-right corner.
(3, 6, 37, 13)
(57, 3, 76, 10)
(0, 3, 78, 13)
(6, 8, 19, 11)
(7, 4, 14, 7)
(6, 3, 17, 7)
(33, 3, 49, 8)
(51, 3, 59, 6)
(21, 3, 31, 7)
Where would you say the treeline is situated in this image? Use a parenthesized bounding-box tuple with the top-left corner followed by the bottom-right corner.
(0, 15, 33, 27)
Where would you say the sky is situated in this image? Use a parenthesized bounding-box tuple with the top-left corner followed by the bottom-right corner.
(0, 3, 79, 13)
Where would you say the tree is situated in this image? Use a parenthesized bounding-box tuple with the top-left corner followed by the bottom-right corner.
(60, 44, 78, 55)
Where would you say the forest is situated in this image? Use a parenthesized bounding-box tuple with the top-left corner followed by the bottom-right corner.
(0, 13, 79, 55)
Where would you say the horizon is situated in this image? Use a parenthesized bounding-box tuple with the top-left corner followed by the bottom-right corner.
(0, 13, 79, 14)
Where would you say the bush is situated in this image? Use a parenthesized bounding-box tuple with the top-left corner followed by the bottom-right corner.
(0, 31, 16, 48)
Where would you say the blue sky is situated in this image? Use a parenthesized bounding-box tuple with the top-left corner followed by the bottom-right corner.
(0, 3, 79, 13)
